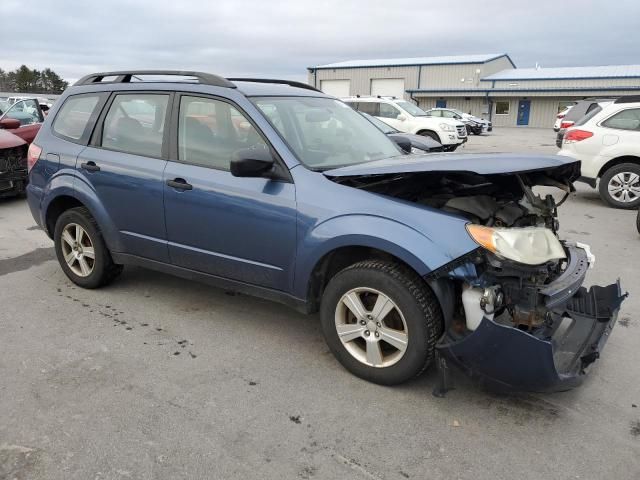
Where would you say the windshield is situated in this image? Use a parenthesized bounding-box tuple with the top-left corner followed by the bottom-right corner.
(360, 111, 398, 134)
(395, 101, 427, 117)
(253, 97, 402, 169)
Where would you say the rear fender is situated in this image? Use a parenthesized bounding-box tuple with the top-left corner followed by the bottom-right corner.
(42, 173, 122, 251)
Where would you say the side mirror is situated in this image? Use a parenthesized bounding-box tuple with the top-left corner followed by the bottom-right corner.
(397, 114, 407, 122)
(0, 118, 21, 130)
(231, 146, 275, 178)
(388, 134, 412, 153)
(454, 115, 462, 119)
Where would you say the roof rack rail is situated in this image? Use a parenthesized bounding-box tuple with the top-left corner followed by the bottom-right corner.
(74, 70, 236, 88)
(614, 95, 640, 104)
(228, 78, 321, 92)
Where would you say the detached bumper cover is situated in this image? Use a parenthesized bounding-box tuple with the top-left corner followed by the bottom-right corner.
(437, 245, 627, 392)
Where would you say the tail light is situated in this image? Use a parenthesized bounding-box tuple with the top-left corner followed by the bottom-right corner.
(560, 120, 575, 129)
(27, 143, 42, 172)
(556, 113, 565, 119)
(564, 129, 593, 143)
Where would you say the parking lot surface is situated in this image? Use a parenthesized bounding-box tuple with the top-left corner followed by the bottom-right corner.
(1, 128, 639, 479)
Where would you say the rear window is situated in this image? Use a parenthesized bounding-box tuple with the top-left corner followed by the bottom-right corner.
(53, 94, 103, 141)
(601, 108, 640, 131)
(575, 106, 603, 126)
(356, 102, 380, 116)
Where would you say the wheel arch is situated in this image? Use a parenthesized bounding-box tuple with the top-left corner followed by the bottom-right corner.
(305, 245, 428, 313)
(597, 155, 640, 178)
(43, 179, 121, 251)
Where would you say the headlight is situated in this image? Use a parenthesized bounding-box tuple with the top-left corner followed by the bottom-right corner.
(466, 225, 566, 265)
(439, 123, 455, 132)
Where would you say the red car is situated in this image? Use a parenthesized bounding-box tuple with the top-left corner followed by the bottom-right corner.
(0, 128, 28, 198)
(0, 98, 44, 145)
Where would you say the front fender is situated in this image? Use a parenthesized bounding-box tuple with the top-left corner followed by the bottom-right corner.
(293, 213, 476, 299)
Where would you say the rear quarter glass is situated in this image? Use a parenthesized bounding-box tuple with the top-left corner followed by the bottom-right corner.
(52, 93, 108, 144)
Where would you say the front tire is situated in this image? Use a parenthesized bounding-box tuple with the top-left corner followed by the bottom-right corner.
(320, 260, 443, 385)
(54, 207, 123, 288)
(598, 163, 640, 209)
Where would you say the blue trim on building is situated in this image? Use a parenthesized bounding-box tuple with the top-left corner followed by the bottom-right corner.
(406, 86, 640, 94)
(481, 75, 640, 81)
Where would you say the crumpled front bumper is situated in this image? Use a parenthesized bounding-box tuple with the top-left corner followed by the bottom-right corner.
(436, 246, 627, 392)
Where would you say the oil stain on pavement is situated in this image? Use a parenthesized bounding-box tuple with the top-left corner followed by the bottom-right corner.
(0, 247, 55, 276)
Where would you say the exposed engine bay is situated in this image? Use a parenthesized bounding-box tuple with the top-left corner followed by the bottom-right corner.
(328, 162, 626, 391)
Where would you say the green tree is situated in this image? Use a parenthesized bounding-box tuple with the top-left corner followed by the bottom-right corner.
(1, 65, 68, 93)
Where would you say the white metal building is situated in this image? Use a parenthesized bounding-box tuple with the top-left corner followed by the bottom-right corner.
(308, 54, 640, 127)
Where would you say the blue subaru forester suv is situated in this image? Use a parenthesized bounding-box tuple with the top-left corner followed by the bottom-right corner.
(27, 71, 625, 392)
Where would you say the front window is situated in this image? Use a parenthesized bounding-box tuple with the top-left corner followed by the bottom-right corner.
(395, 100, 427, 117)
(178, 95, 268, 170)
(254, 97, 402, 170)
(0, 99, 42, 125)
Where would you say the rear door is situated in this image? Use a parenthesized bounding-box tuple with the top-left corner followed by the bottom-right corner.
(162, 93, 297, 291)
(79, 92, 171, 262)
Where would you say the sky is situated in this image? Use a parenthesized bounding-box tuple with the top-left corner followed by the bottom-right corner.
(1, 0, 639, 83)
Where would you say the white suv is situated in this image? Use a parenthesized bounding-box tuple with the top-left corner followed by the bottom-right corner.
(559, 96, 640, 209)
(343, 97, 467, 151)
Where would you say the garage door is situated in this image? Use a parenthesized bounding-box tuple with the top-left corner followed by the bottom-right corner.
(320, 80, 351, 98)
(371, 79, 405, 99)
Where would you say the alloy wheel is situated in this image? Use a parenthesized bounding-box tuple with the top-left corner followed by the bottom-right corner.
(607, 172, 640, 203)
(60, 223, 95, 277)
(334, 287, 408, 368)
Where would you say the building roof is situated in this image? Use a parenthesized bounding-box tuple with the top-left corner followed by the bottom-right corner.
(483, 65, 640, 81)
(311, 53, 514, 70)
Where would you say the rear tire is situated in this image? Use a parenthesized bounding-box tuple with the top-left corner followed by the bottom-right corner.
(54, 207, 123, 289)
(598, 163, 640, 209)
(320, 260, 443, 385)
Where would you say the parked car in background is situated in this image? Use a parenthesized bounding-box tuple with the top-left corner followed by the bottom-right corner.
(554, 105, 574, 132)
(425, 107, 491, 135)
(0, 98, 45, 144)
(26, 70, 625, 392)
(343, 96, 467, 151)
(559, 96, 640, 209)
(555, 98, 615, 147)
(360, 111, 444, 153)
(0, 128, 28, 198)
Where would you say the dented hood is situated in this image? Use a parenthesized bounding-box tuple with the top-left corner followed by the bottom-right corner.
(323, 153, 581, 181)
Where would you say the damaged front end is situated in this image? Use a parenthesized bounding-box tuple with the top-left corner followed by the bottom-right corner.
(0, 136, 28, 199)
(327, 154, 627, 392)
(431, 244, 625, 392)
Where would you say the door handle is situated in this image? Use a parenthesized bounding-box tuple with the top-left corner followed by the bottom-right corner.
(81, 161, 100, 172)
(167, 178, 193, 191)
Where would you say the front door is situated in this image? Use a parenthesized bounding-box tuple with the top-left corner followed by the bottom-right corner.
(79, 92, 171, 262)
(163, 94, 296, 291)
(0, 99, 44, 144)
(517, 100, 531, 126)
